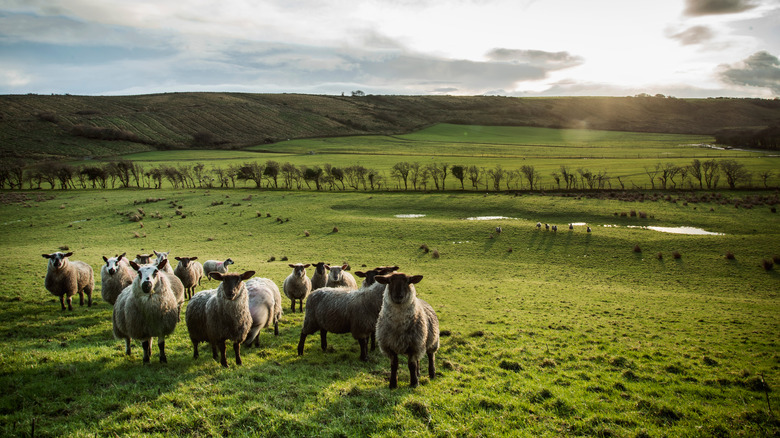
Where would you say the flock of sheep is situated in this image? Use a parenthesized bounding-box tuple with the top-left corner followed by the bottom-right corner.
(41, 250, 439, 388)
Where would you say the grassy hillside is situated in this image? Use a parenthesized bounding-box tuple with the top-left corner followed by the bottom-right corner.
(2, 93, 779, 161)
(0, 189, 778, 436)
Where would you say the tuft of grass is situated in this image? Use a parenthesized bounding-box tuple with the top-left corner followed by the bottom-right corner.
(304, 230, 310, 237)
(761, 259, 773, 270)
(332, 226, 339, 233)
(633, 244, 642, 253)
(431, 249, 440, 259)
(672, 251, 682, 259)
(656, 252, 663, 260)
(725, 251, 735, 260)
(419, 243, 430, 253)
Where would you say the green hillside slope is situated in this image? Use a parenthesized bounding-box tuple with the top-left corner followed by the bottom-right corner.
(1, 93, 778, 161)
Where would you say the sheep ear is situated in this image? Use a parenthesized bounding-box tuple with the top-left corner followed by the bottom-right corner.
(157, 258, 168, 270)
(409, 275, 424, 284)
(324, 264, 331, 270)
(241, 271, 255, 280)
(288, 264, 295, 268)
(64, 252, 73, 258)
(191, 256, 198, 260)
(129, 261, 140, 271)
(354, 271, 366, 278)
(103, 256, 109, 263)
(175, 257, 182, 261)
(375, 275, 390, 285)
(303, 263, 311, 268)
(341, 264, 349, 270)
(154, 250, 160, 256)
(211, 272, 224, 281)
(119, 252, 126, 260)
(42, 254, 51, 258)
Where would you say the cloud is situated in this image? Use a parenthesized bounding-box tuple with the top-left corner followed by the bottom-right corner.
(484, 49, 583, 68)
(718, 51, 780, 93)
(668, 25, 715, 45)
(683, 0, 758, 16)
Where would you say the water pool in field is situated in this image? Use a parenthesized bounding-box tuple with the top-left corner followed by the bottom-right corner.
(464, 216, 520, 221)
(394, 214, 426, 218)
(603, 224, 724, 235)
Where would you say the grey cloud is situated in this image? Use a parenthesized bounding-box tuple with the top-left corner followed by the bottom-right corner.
(668, 25, 715, 45)
(718, 51, 780, 94)
(485, 49, 583, 68)
(683, 0, 758, 16)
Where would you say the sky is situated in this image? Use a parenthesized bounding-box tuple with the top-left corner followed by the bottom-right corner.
(0, 0, 779, 97)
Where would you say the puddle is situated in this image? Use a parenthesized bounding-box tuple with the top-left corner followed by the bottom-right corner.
(570, 222, 587, 226)
(452, 241, 472, 244)
(465, 216, 519, 221)
(627, 225, 724, 235)
(394, 214, 426, 218)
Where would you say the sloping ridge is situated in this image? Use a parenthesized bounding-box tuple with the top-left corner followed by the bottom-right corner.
(1, 93, 779, 160)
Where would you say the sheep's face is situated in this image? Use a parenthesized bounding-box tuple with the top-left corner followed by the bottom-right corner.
(103, 253, 126, 275)
(212, 271, 255, 300)
(154, 250, 170, 263)
(224, 258, 234, 267)
(327, 265, 345, 283)
(376, 273, 423, 305)
(312, 262, 327, 275)
(135, 264, 162, 294)
(135, 254, 152, 264)
(356, 266, 399, 286)
(43, 252, 73, 269)
(175, 256, 196, 267)
(289, 263, 310, 278)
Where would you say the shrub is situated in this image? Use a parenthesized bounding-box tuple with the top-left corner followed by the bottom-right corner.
(673, 251, 682, 259)
(656, 252, 663, 260)
(761, 259, 774, 270)
(304, 230, 310, 237)
(432, 249, 440, 259)
(332, 226, 339, 233)
(419, 244, 430, 253)
(725, 251, 735, 260)
(629, 210, 637, 217)
(633, 245, 642, 253)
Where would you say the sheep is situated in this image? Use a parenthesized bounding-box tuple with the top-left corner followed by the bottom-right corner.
(495, 226, 503, 234)
(185, 271, 255, 367)
(100, 252, 137, 305)
(174, 256, 204, 300)
(242, 276, 283, 347)
(552, 225, 558, 232)
(569, 223, 574, 230)
(297, 266, 398, 361)
(325, 264, 358, 289)
(283, 263, 312, 313)
(112, 260, 179, 363)
(375, 272, 439, 389)
(587, 226, 592, 233)
(536, 222, 542, 229)
(153, 250, 174, 274)
(42, 252, 94, 311)
(545, 223, 550, 231)
(133, 254, 153, 265)
(203, 258, 234, 280)
(310, 262, 328, 291)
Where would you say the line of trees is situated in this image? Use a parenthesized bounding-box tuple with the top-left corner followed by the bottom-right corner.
(0, 158, 773, 191)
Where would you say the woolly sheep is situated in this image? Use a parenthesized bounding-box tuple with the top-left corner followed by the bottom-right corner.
(283, 263, 311, 313)
(242, 276, 283, 347)
(203, 258, 234, 280)
(42, 252, 94, 311)
(112, 260, 179, 363)
(552, 225, 558, 232)
(134, 254, 153, 265)
(101, 252, 136, 305)
(174, 256, 204, 300)
(375, 272, 439, 389)
(536, 222, 542, 229)
(569, 223, 574, 230)
(325, 264, 358, 289)
(587, 226, 592, 233)
(545, 223, 550, 231)
(185, 271, 255, 367)
(297, 266, 398, 361)
(495, 226, 502, 234)
(153, 250, 174, 274)
(310, 262, 328, 291)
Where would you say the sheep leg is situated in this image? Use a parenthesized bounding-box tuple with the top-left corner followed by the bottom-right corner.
(291, 300, 296, 313)
(78, 290, 84, 306)
(218, 341, 228, 368)
(370, 332, 376, 351)
(211, 343, 219, 362)
(124, 338, 132, 356)
(141, 340, 151, 364)
(389, 353, 399, 389)
(158, 338, 167, 363)
(274, 320, 279, 336)
(297, 333, 307, 356)
(233, 342, 242, 366)
(320, 331, 328, 352)
(358, 337, 369, 362)
(85, 286, 92, 307)
(409, 359, 419, 388)
(66, 296, 73, 311)
(428, 352, 436, 379)
(192, 340, 199, 359)
(59, 295, 66, 311)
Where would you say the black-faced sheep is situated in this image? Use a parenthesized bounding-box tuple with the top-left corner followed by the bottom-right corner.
(283, 263, 311, 313)
(42, 252, 94, 311)
(174, 256, 204, 300)
(203, 258, 234, 280)
(297, 266, 398, 361)
(310, 262, 328, 291)
(185, 271, 255, 367)
(325, 264, 358, 289)
(133, 254, 153, 265)
(243, 277, 283, 347)
(375, 272, 440, 389)
(100, 252, 136, 305)
(112, 260, 180, 363)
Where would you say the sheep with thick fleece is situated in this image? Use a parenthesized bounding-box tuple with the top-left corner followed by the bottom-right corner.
(133, 254, 153, 265)
(185, 271, 254, 367)
(242, 277, 283, 347)
(42, 252, 94, 311)
(203, 258, 234, 280)
(153, 250, 174, 274)
(325, 264, 358, 289)
(310, 262, 327, 291)
(112, 260, 179, 363)
(297, 266, 398, 361)
(174, 256, 204, 300)
(283, 263, 311, 313)
(375, 272, 439, 388)
(100, 252, 136, 305)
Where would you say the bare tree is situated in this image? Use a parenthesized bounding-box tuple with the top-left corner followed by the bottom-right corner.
(688, 159, 703, 189)
(451, 165, 466, 189)
(520, 165, 540, 190)
(702, 159, 720, 189)
(488, 165, 505, 191)
(467, 165, 482, 190)
(720, 160, 752, 189)
(644, 164, 660, 189)
(391, 162, 411, 190)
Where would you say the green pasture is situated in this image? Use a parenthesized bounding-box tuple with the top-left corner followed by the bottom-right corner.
(0, 188, 778, 437)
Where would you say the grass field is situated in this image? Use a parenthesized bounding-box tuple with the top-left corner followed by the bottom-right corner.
(0, 187, 778, 437)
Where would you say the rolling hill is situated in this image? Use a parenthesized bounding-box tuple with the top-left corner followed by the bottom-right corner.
(1, 93, 779, 161)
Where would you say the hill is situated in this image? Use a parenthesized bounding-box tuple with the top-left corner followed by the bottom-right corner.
(1, 93, 779, 161)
